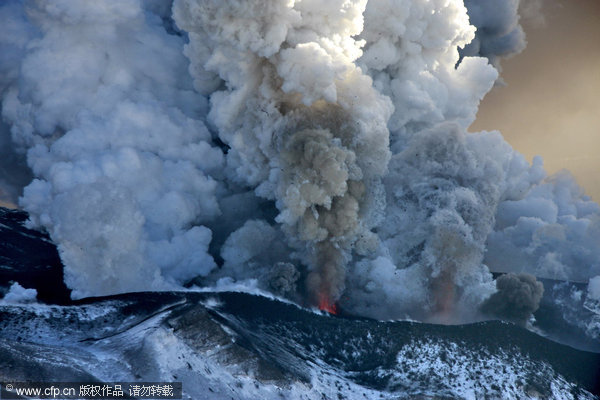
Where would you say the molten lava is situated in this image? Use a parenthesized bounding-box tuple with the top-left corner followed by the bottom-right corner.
(318, 295, 338, 314)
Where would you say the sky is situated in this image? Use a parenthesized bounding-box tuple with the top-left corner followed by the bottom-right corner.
(471, 0, 600, 201)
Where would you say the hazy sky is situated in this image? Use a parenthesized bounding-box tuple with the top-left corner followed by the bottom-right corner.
(471, 0, 600, 201)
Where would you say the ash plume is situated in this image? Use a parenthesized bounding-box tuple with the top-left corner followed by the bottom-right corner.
(460, 0, 527, 72)
(0, 0, 598, 323)
(174, 0, 392, 307)
(0, 0, 223, 298)
(480, 273, 544, 325)
(278, 128, 365, 303)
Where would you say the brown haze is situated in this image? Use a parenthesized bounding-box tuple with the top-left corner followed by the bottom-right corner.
(471, 0, 600, 201)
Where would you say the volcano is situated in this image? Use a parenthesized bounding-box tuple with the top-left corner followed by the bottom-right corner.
(1, 0, 600, 398)
(1, 207, 599, 399)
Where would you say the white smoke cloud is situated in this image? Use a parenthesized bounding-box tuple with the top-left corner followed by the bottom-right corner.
(589, 276, 600, 301)
(486, 170, 600, 281)
(0, 0, 598, 325)
(346, 123, 509, 321)
(0, 0, 36, 207)
(357, 0, 497, 140)
(1, 0, 223, 298)
(460, 0, 527, 77)
(1, 282, 38, 304)
(173, 0, 392, 306)
(0, 120, 32, 207)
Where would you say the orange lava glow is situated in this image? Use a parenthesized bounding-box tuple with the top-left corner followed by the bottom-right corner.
(318, 295, 338, 314)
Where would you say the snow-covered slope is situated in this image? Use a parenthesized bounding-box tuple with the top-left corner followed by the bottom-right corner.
(1, 207, 599, 399)
(1, 291, 598, 399)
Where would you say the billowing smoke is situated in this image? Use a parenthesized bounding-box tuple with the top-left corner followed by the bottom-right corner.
(173, 0, 392, 307)
(480, 273, 544, 325)
(0, 121, 32, 207)
(0, 0, 34, 207)
(1, 0, 223, 298)
(487, 170, 600, 282)
(460, 0, 527, 72)
(346, 123, 509, 320)
(0, 0, 599, 324)
(278, 128, 367, 304)
(0, 282, 38, 304)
